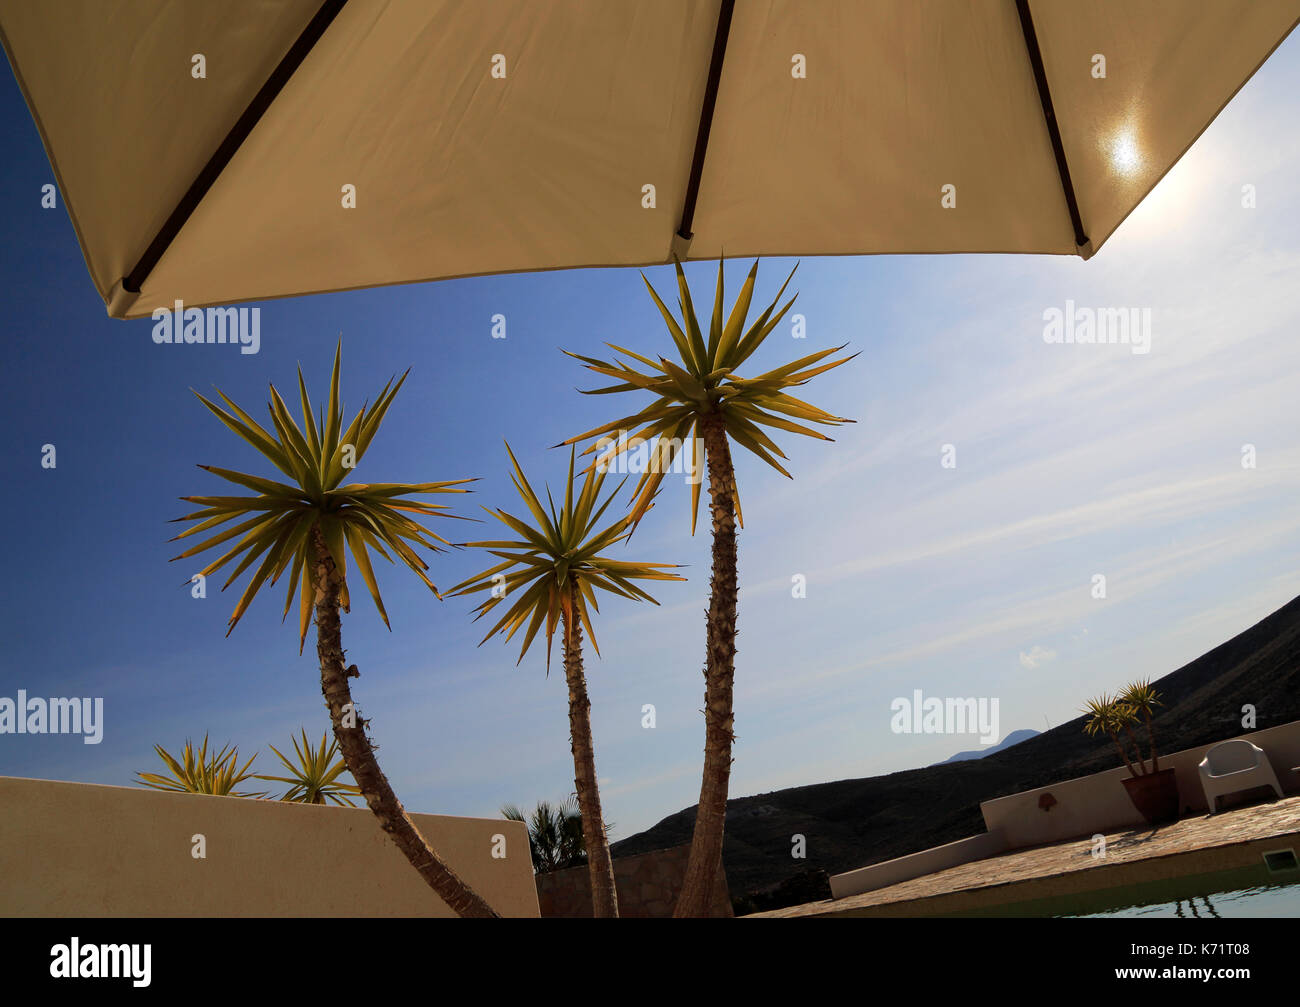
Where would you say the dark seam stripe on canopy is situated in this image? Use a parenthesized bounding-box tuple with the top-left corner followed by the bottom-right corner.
(1014, 0, 1091, 256)
(674, 0, 736, 255)
(114, 0, 349, 311)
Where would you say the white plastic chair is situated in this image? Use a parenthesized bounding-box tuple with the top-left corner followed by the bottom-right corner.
(1197, 739, 1284, 813)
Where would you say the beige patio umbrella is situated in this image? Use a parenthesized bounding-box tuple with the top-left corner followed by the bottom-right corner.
(1, 0, 1295, 320)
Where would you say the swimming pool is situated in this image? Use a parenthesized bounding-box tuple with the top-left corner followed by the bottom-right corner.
(946, 860, 1300, 917)
(1077, 867, 1300, 918)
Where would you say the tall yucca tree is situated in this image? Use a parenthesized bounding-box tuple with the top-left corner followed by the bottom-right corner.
(169, 342, 499, 918)
(560, 259, 854, 916)
(449, 444, 684, 917)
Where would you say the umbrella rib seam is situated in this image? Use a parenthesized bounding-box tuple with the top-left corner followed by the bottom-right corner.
(116, 0, 349, 308)
(1014, 0, 1090, 254)
(675, 0, 736, 255)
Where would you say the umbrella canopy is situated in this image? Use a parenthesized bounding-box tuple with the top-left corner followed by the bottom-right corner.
(2, 0, 1295, 319)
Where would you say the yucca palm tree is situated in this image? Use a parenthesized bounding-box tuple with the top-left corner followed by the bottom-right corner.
(1082, 695, 1142, 777)
(258, 728, 362, 806)
(502, 799, 587, 874)
(450, 444, 684, 917)
(559, 259, 854, 916)
(169, 342, 498, 917)
(1120, 679, 1163, 773)
(137, 736, 264, 797)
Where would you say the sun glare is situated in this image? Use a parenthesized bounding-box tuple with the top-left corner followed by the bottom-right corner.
(1107, 127, 1144, 178)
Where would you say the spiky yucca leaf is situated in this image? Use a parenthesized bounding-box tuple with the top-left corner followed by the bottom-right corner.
(559, 258, 855, 532)
(136, 735, 264, 797)
(257, 728, 361, 806)
(170, 341, 471, 651)
(1119, 679, 1162, 716)
(448, 444, 684, 671)
(1081, 695, 1138, 736)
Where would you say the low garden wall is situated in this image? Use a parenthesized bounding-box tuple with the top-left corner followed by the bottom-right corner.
(830, 830, 1008, 900)
(0, 776, 539, 917)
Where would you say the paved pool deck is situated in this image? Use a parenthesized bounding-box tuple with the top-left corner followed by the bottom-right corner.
(747, 795, 1300, 917)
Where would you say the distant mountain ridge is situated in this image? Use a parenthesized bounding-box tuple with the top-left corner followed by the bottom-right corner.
(613, 593, 1300, 908)
(933, 728, 1041, 765)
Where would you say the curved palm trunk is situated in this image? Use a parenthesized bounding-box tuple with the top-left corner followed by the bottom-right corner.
(1121, 723, 1148, 775)
(1144, 713, 1159, 772)
(675, 414, 738, 918)
(562, 584, 619, 917)
(310, 528, 498, 918)
(1108, 729, 1141, 778)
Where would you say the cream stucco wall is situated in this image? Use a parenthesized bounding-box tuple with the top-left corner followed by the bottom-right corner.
(830, 830, 1008, 900)
(980, 719, 1300, 849)
(0, 776, 539, 917)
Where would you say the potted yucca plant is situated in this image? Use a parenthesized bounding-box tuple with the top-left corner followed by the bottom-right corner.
(1082, 680, 1178, 824)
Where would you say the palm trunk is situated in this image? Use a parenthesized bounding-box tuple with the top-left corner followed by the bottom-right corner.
(1122, 723, 1148, 775)
(675, 413, 739, 918)
(1144, 713, 1159, 772)
(1109, 730, 1141, 778)
(310, 527, 498, 918)
(562, 582, 619, 917)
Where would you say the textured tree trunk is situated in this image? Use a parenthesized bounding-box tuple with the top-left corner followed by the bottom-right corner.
(1122, 723, 1149, 775)
(562, 582, 619, 917)
(310, 527, 498, 918)
(1109, 730, 1141, 778)
(674, 413, 738, 918)
(1144, 714, 1160, 772)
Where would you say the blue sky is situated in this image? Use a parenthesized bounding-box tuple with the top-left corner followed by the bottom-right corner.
(1, 34, 1298, 841)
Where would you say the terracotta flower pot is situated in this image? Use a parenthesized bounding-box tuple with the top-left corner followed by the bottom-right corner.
(1122, 767, 1179, 825)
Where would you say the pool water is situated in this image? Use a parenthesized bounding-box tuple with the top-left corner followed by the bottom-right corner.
(1077, 869, 1300, 918)
(948, 861, 1300, 917)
